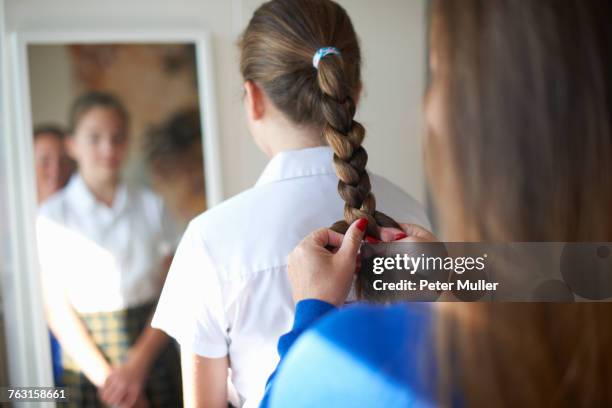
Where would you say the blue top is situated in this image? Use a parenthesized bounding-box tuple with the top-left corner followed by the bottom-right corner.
(260, 300, 437, 408)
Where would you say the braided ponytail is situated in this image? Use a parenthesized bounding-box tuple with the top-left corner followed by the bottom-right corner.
(316, 55, 401, 239)
(240, 0, 400, 240)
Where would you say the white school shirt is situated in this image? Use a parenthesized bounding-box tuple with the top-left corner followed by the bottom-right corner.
(151, 146, 430, 407)
(36, 174, 179, 313)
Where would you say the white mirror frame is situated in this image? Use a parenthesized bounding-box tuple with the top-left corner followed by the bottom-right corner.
(2, 26, 223, 397)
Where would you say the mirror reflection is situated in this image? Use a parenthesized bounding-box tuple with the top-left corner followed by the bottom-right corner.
(31, 43, 207, 406)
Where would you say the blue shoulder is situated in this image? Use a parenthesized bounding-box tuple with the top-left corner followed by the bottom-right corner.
(315, 303, 435, 383)
(270, 303, 437, 408)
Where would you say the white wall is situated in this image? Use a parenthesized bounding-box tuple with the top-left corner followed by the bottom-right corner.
(4, 0, 426, 202)
(27, 45, 72, 126)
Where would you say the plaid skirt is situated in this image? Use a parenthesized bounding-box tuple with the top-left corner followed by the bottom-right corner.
(61, 302, 182, 407)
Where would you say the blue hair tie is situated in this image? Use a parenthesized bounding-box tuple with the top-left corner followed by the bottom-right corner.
(312, 46, 341, 69)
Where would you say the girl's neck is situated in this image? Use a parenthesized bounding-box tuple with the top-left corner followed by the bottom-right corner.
(81, 172, 119, 208)
(263, 120, 326, 158)
(267, 136, 326, 158)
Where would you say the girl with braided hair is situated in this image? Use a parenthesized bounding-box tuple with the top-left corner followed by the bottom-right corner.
(152, 0, 429, 406)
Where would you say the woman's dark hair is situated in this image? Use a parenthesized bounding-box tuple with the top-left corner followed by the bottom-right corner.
(68, 91, 129, 135)
(428, 0, 612, 406)
(240, 0, 400, 239)
(33, 124, 65, 141)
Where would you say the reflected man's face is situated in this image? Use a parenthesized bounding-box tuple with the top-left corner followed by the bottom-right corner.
(69, 107, 128, 185)
(34, 133, 72, 202)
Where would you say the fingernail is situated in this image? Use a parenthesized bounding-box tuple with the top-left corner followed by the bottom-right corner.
(394, 233, 408, 241)
(356, 218, 368, 232)
(365, 236, 380, 243)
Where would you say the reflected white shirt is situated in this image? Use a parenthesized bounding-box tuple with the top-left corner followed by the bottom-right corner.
(151, 146, 430, 407)
(37, 174, 179, 313)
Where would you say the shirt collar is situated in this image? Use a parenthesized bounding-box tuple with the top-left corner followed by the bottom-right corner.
(65, 173, 129, 215)
(255, 146, 336, 187)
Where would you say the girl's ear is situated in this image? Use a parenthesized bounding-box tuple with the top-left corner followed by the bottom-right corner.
(244, 80, 266, 121)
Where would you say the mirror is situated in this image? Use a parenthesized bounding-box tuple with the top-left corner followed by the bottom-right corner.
(24, 35, 221, 405)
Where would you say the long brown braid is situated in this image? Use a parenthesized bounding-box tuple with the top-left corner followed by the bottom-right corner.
(316, 51, 401, 238)
(240, 0, 400, 239)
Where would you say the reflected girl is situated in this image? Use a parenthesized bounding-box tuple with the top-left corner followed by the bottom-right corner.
(36, 91, 181, 407)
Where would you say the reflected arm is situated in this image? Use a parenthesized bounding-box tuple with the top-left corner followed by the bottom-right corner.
(127, 253, 175, 368)
(43, 290, 111, 387)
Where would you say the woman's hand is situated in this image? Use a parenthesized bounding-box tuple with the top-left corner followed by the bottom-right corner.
(287, 218, 368, 306)
(380, 223, 438, 243)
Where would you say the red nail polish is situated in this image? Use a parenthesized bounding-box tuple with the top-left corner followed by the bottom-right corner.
(365, 236, 380, 243)
(356, 218, 368, 232)
(394, 233, 408, 241)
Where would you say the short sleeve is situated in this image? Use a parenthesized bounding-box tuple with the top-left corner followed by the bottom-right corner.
(151, 221, 229, 358)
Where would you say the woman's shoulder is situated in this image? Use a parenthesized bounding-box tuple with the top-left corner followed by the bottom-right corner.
(315, 302, 434, 353)
(271, 302, 437, 407)
(326, 301, 432, 325)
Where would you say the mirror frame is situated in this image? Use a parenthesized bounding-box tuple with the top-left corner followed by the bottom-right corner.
(2, 26, 223, 394)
